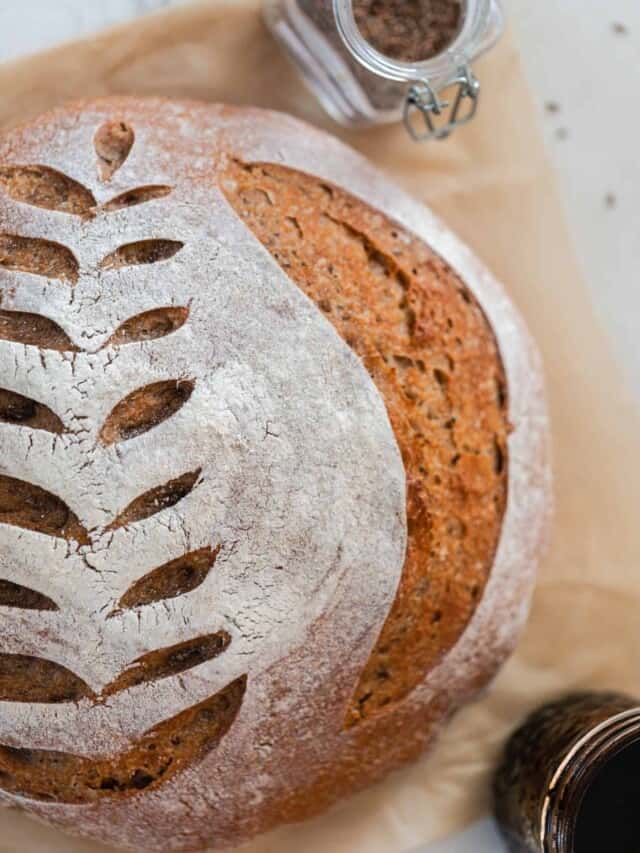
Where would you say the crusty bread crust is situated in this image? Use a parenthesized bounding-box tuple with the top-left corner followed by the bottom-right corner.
(0, 98, 550, 851)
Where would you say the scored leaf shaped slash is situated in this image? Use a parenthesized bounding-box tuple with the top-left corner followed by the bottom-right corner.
(0, 309, 78, 351)
(104, 306, 190, 349)
(114, 546, 220, 612)
(0, 165, 96, 216)
(0, 475, 89, 544)
(106, 469, 202, 533)
(0, 234, 79, 283)
(100, 379, 195, 446)
(0, 580, 59, 611)
(0, 675, 247, 803)
(0, 387, 65, 434)
(101, 633, 231, 698)
(101, 186, 172, 212)
(94, 119, 134, 182)
(100, 239, 183, 271)
(0, 653, 94, 703)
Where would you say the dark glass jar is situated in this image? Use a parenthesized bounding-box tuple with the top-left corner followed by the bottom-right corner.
(494, 692, 640, 853)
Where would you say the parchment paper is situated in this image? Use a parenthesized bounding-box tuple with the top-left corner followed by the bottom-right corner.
(1, 2, 639, 851)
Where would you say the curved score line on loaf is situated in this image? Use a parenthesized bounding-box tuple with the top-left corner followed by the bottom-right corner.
(0, 675, 247, 803)
(221, 159, 510, 726)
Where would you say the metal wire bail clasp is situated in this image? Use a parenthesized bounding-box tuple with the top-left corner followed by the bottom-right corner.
(403, 65, 480, 142)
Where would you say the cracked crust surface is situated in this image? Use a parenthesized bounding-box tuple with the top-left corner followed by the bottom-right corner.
(0, 98, 550, 851)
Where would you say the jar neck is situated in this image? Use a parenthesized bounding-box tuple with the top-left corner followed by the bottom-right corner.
(542, 708, 640, 852)
(332, 0, 498, 86)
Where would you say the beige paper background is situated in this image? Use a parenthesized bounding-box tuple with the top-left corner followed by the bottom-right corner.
(1, 2, 639, 851)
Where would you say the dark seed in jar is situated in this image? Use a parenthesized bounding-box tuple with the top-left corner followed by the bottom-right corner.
(354, 0, 464, 62)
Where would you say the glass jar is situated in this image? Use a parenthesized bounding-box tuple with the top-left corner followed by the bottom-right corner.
(493, 692, 640, 852)
(263, 0, 504, 140)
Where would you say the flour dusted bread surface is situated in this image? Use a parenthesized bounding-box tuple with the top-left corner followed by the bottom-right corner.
(0, 98, 550, 851)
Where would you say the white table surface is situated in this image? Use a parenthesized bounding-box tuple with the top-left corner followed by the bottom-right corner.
(0, 2, 638, 851)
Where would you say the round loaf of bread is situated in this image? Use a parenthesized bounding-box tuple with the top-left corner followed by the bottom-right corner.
(0, 98, 550, 851)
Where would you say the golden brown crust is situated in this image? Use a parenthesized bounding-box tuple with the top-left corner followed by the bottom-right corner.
(222, 160, 509, 724)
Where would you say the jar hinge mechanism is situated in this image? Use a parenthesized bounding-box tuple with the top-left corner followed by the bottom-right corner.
(403, 64, 480, 142)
